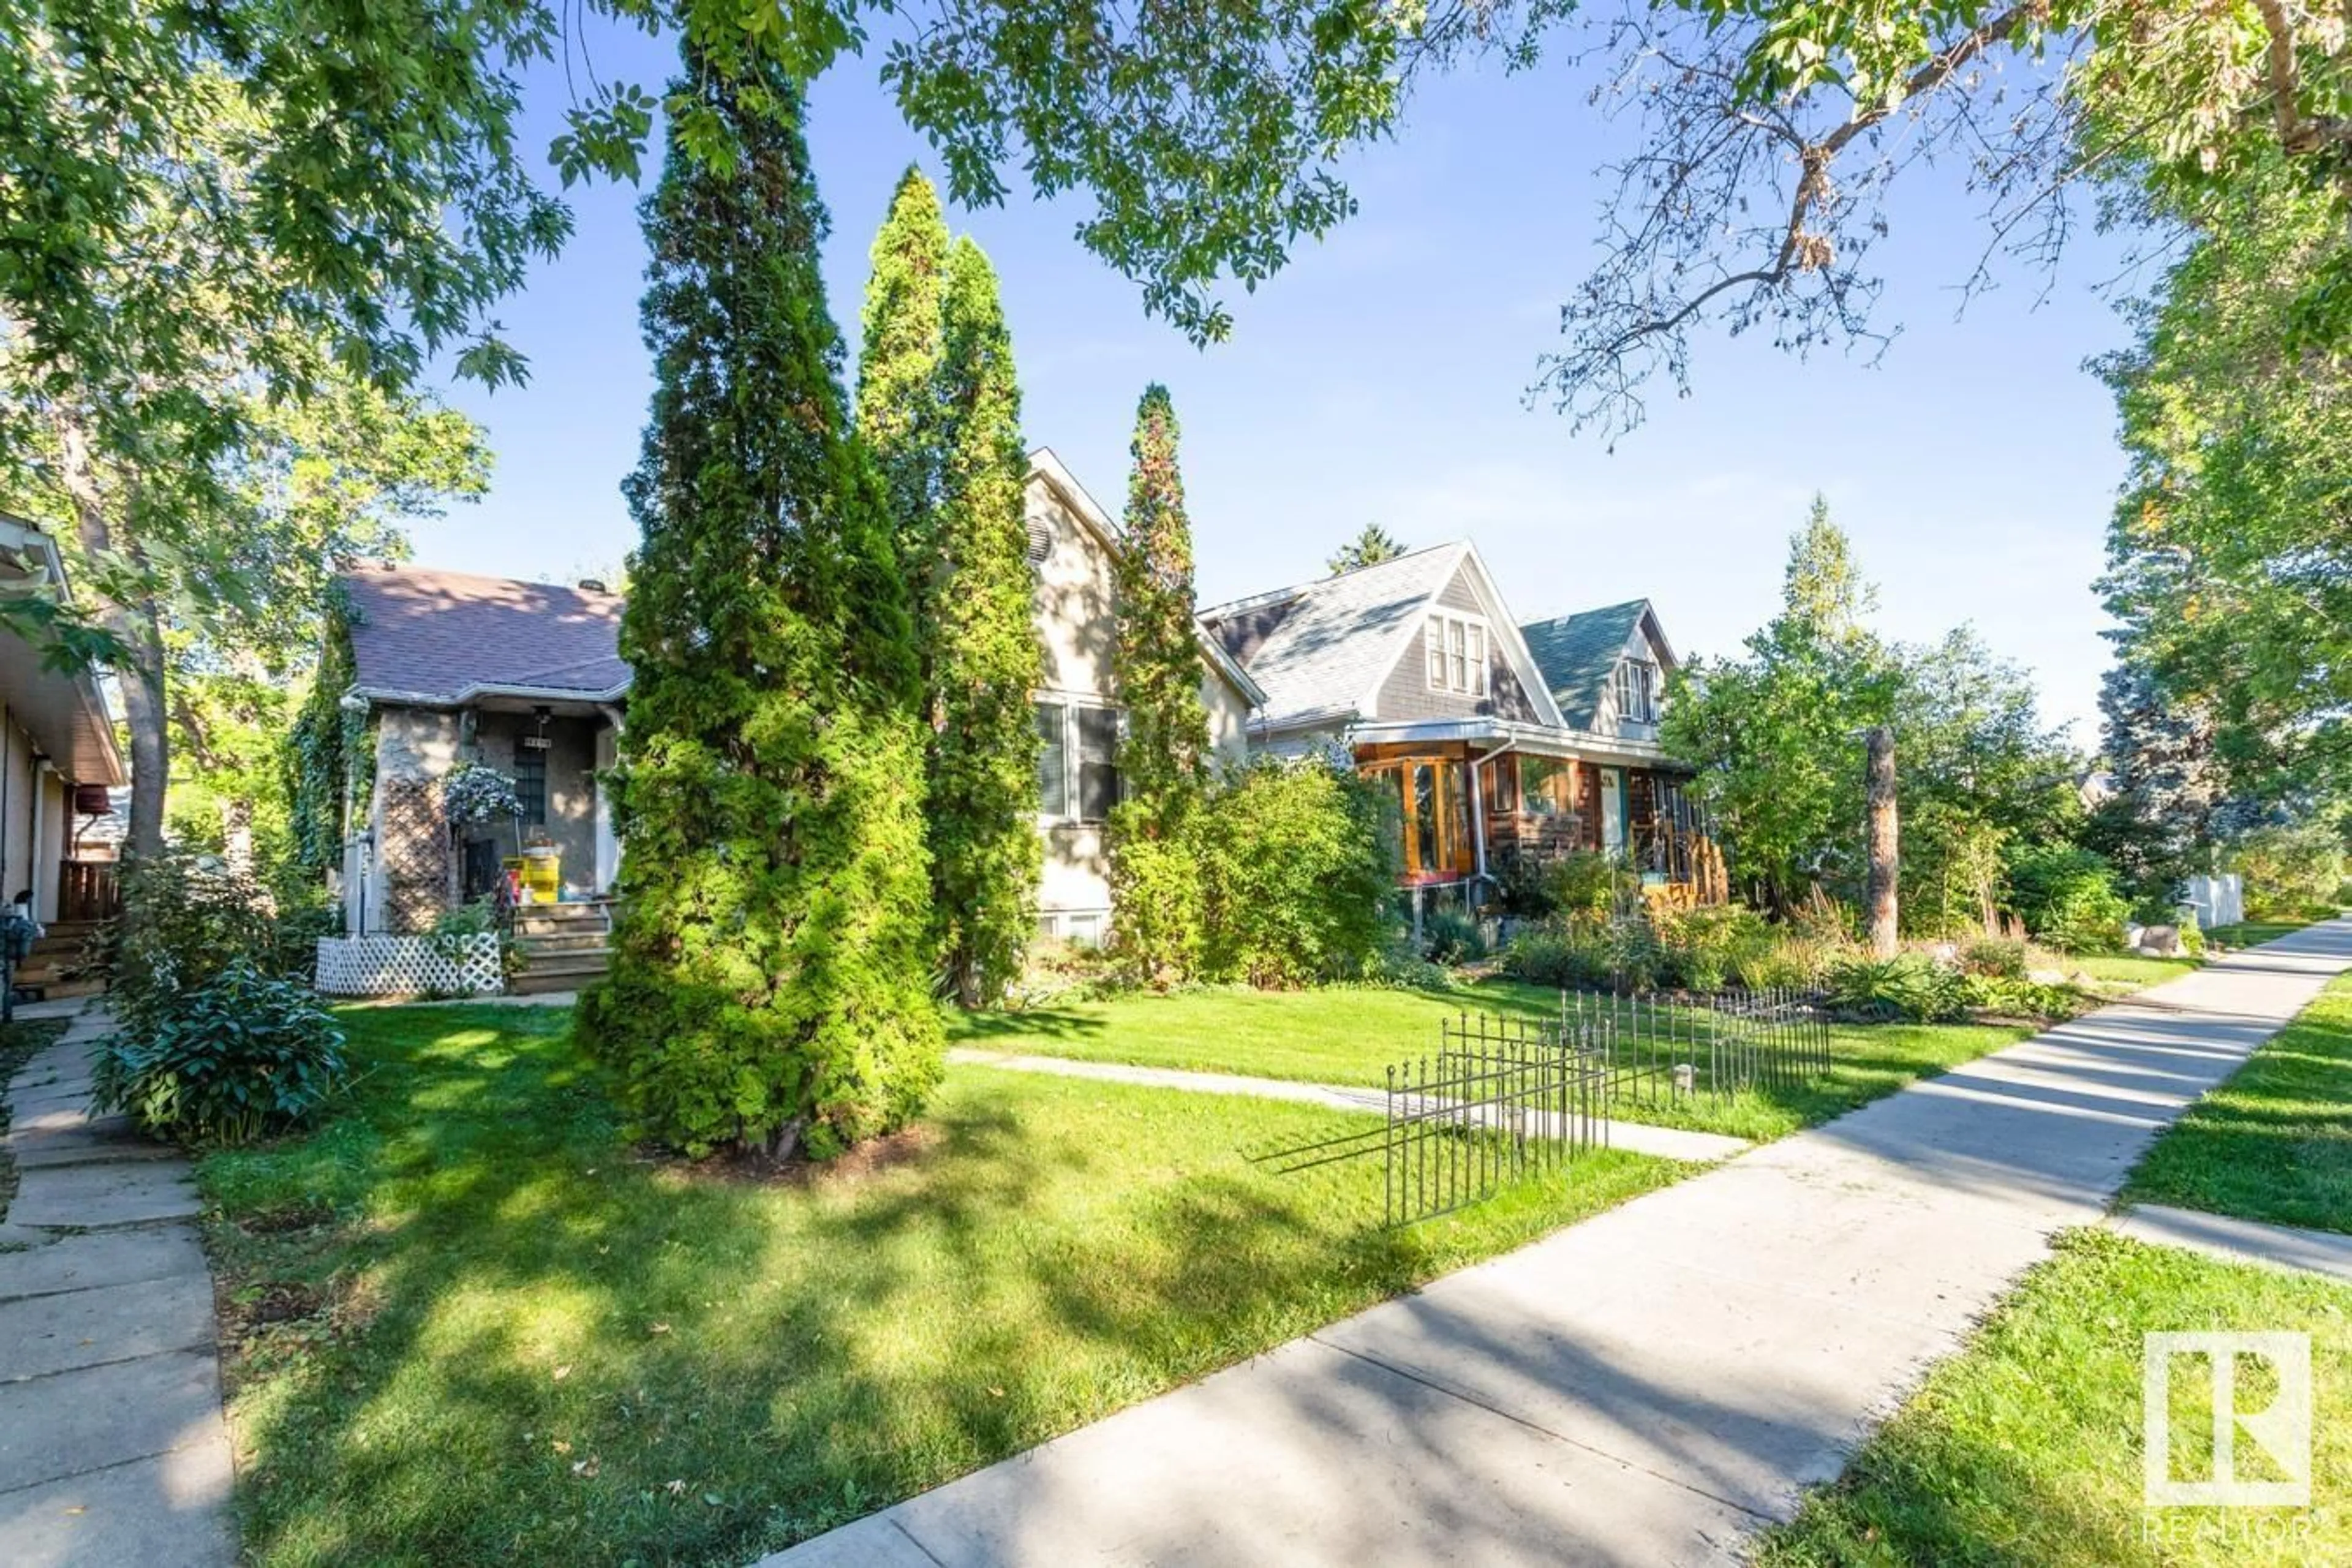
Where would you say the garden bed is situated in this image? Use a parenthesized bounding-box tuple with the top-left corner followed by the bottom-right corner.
(198, 1003, 1684, 1565)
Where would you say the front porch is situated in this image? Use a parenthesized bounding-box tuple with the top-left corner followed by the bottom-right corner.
(1354, 739, 1713, 912)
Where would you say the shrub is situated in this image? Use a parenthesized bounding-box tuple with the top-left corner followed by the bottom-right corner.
(1826, 952, 1967, 1023)
(1959, 935, 2029, 979)
(1958, 973, 2091, 1023)
(2228, 820, 2350, 919)
(1194, 758, 1394, 987)
(89, 959, 347, 1145)
(1420, 908, 1486, 965)
(1654, 903, 1772, 992)
(2003, 843, 2130, 954)
(1501, 925, 1607, 989)
(104, 852, 283, 1041)
(1742, 934, 1846, 990)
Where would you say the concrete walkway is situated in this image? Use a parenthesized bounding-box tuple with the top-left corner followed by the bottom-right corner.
(2110, 1202, 2352, 1286)
(948, 1047, 1755, 1164)
(769, 921, 2352, 1567)
(0, 1005, 233, 1567)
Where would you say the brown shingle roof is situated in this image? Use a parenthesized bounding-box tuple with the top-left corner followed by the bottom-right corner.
(339, 564, 627, 704)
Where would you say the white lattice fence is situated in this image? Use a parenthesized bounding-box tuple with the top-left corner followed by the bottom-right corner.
(315, 933, 505, 998)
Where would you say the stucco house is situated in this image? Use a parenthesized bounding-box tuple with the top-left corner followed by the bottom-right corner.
(1201, 543, 1711, 916)
(326, 450, 1259, 981)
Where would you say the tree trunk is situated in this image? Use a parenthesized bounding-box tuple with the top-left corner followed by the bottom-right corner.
(222, 797, 255, 879)
(1864, 725, 1899, 957)
(53, 408, 169, 863)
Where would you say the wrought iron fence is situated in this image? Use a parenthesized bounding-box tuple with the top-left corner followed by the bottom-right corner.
(1250, 985, 1832, 1228)
(1251, 1012, 1607, 1227)
(1561, 986, 1831, 1110)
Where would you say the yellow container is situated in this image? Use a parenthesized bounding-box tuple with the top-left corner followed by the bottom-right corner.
(521, 847, 560, 902)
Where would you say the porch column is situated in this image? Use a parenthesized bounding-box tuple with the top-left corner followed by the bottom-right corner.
(594, 707, 622, 894)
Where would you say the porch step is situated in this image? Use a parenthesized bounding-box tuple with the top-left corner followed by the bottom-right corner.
(521, 948, 613, 973)
(18, 976, 104, 1001)
(510, 968, 596, 997)
(513, 905, 615, 938)
(516, 932, 611, 956)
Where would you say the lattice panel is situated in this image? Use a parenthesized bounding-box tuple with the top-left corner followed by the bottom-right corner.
(379, 776, 451, 935)
(315, 934, 505, 998)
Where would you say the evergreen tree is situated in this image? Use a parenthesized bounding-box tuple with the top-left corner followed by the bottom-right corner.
(928, 237, 1046, 1005)
(1327, 522, 1408, 575)
(1108, 383, 1211, 979)
(579, 51, 941, 1161)
(856, 167, 952, 590)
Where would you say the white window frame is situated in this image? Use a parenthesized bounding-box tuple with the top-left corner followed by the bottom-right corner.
(1034, 693, 1124, 826)
(1423, 612, 1490, 698)
(1613, 658, 1658, 725)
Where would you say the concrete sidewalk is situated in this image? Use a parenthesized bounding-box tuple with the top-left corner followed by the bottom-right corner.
(764, 921, 2352, 1567)
(0, 1006, 233, 1568)
(2110, 1202, 2352, 1286)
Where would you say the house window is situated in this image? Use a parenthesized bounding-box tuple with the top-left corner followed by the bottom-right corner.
(1613, 658, 1657, 725)
(1035, 699, 1122, 824)
(513, 738, 548, 824)
(1361, 757, 1474, 882)
(1035, 701, 1068, 816)
(1423, 613, 1488, 696)
(1520, 755, 1572, 816)
(1076, 707, 1120, 821)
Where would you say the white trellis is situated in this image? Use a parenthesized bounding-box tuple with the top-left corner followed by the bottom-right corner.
(314, 933, 505, 998)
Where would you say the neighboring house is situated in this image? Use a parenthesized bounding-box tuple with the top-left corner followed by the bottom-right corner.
(1200, 544, 1710, 914)
(0, 515, 130, 932)
(329, 450, 1260, 955)
(1023, 450, 1261, 944)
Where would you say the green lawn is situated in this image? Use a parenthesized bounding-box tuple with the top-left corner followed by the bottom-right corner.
(954, 983, 2030, 1142)
(1757, 1228, 2352, 1567)
(2065, 952, 2199, 987)
(2122, 971, 2352, 1235)
(202, 1003, 1684, 1567)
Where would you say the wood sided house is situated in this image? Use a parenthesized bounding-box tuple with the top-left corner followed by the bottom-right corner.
(1200, 545, 1714, 921)
(325, 455, 1712, 988)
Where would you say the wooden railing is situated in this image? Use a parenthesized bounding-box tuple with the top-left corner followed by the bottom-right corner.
(58, 859, 119, 923)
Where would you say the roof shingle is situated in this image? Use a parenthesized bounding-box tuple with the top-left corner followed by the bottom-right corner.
(1198, 545, 1465, 729)
(340, 564, 626, 704)
(1519, 600, 1649, 729)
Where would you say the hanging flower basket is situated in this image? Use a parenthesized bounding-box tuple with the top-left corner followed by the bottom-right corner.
(444, 761, 523, 831)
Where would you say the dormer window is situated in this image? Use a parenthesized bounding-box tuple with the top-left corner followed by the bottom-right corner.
(1424, 612, 1488, 696)
(1613, 658, 1658, 725)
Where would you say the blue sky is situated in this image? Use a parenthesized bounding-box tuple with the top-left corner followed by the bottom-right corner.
(416, 21, 2136, 741)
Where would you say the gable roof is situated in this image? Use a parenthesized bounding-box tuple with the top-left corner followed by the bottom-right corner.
(1519, 598, 1670, 729)
(1200, 543, 1564, 732)
(339, 564, 628, 705)
(1027, 446, 1268, 709)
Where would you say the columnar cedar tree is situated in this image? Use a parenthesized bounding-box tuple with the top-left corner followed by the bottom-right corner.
(927, 237, 1046, 1005)
(856, 167, 952, 595)
(578, 51, 941, 1161)
(1107, 383, 1211, 978)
